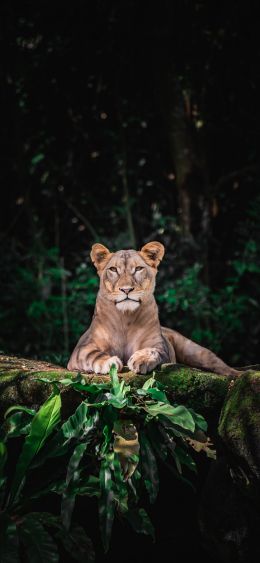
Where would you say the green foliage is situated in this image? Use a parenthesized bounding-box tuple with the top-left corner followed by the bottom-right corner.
(18, 514, 59, 563)
(1, 208, 259, 367)
(0, 366, 214, 560)
(0, 245, 99, 364)
(157, 235, 260, 364)
(8, 387, 61, 506)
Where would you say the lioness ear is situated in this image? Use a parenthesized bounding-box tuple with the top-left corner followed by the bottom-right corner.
(90, 243, 112, 270)
(139, 241, 165, 269)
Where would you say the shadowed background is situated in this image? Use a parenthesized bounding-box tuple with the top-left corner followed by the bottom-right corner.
(0, 0, 259, 367)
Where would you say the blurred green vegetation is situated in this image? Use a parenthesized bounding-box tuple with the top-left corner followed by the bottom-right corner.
(1, 196, 259, 367)
(0, 1, 259, 367)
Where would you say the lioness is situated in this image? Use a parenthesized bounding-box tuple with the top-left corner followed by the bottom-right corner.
(67, 241, 239, 377)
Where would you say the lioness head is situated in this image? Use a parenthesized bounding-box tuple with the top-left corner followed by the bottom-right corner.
(90, 241, 165, 312)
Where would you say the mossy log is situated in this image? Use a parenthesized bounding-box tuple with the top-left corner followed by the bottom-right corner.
(1, 354, 260, 562)
(0, 353, 233, 421)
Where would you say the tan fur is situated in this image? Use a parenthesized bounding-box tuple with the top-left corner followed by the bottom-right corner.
(67, 242, 240, 377)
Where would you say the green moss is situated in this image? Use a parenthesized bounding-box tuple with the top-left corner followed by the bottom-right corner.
(219, 371, 260, 440)
(153, 368, 229, 412)
(0, 354, 230, 420)
(119, 365, 229, 412)
(0, 370, 26, 383)
(0, 369, 71, 388)
(218, 372, 260, 479)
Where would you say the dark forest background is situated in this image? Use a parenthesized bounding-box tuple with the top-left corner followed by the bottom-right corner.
(0, 1, 260, 368)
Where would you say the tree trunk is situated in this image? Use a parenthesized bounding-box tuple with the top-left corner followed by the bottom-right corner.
(160, 71, 212, 281)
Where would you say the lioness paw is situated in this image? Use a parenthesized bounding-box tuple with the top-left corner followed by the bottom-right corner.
(93, 355, 123, 375)
(127, 348, 161, 375)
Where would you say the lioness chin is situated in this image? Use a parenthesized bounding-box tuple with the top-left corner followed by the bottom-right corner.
(67, 241, 240, 377)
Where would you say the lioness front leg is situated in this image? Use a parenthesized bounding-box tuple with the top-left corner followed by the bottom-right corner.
(67, 346, 123, 374)
(127, 348, 161, 375)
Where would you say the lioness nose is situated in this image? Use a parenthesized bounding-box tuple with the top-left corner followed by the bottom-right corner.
(119, 286, 134, 295)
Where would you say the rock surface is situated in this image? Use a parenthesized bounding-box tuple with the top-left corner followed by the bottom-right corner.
(199, 369, 260, 562)
(219, 370, 260, 480)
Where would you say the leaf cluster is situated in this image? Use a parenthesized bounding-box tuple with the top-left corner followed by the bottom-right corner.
(0, 366, 215, 561)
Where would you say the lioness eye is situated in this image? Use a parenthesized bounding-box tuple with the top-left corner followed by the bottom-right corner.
(109, 267, 118, 272)
(135, 266, 143, 272)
